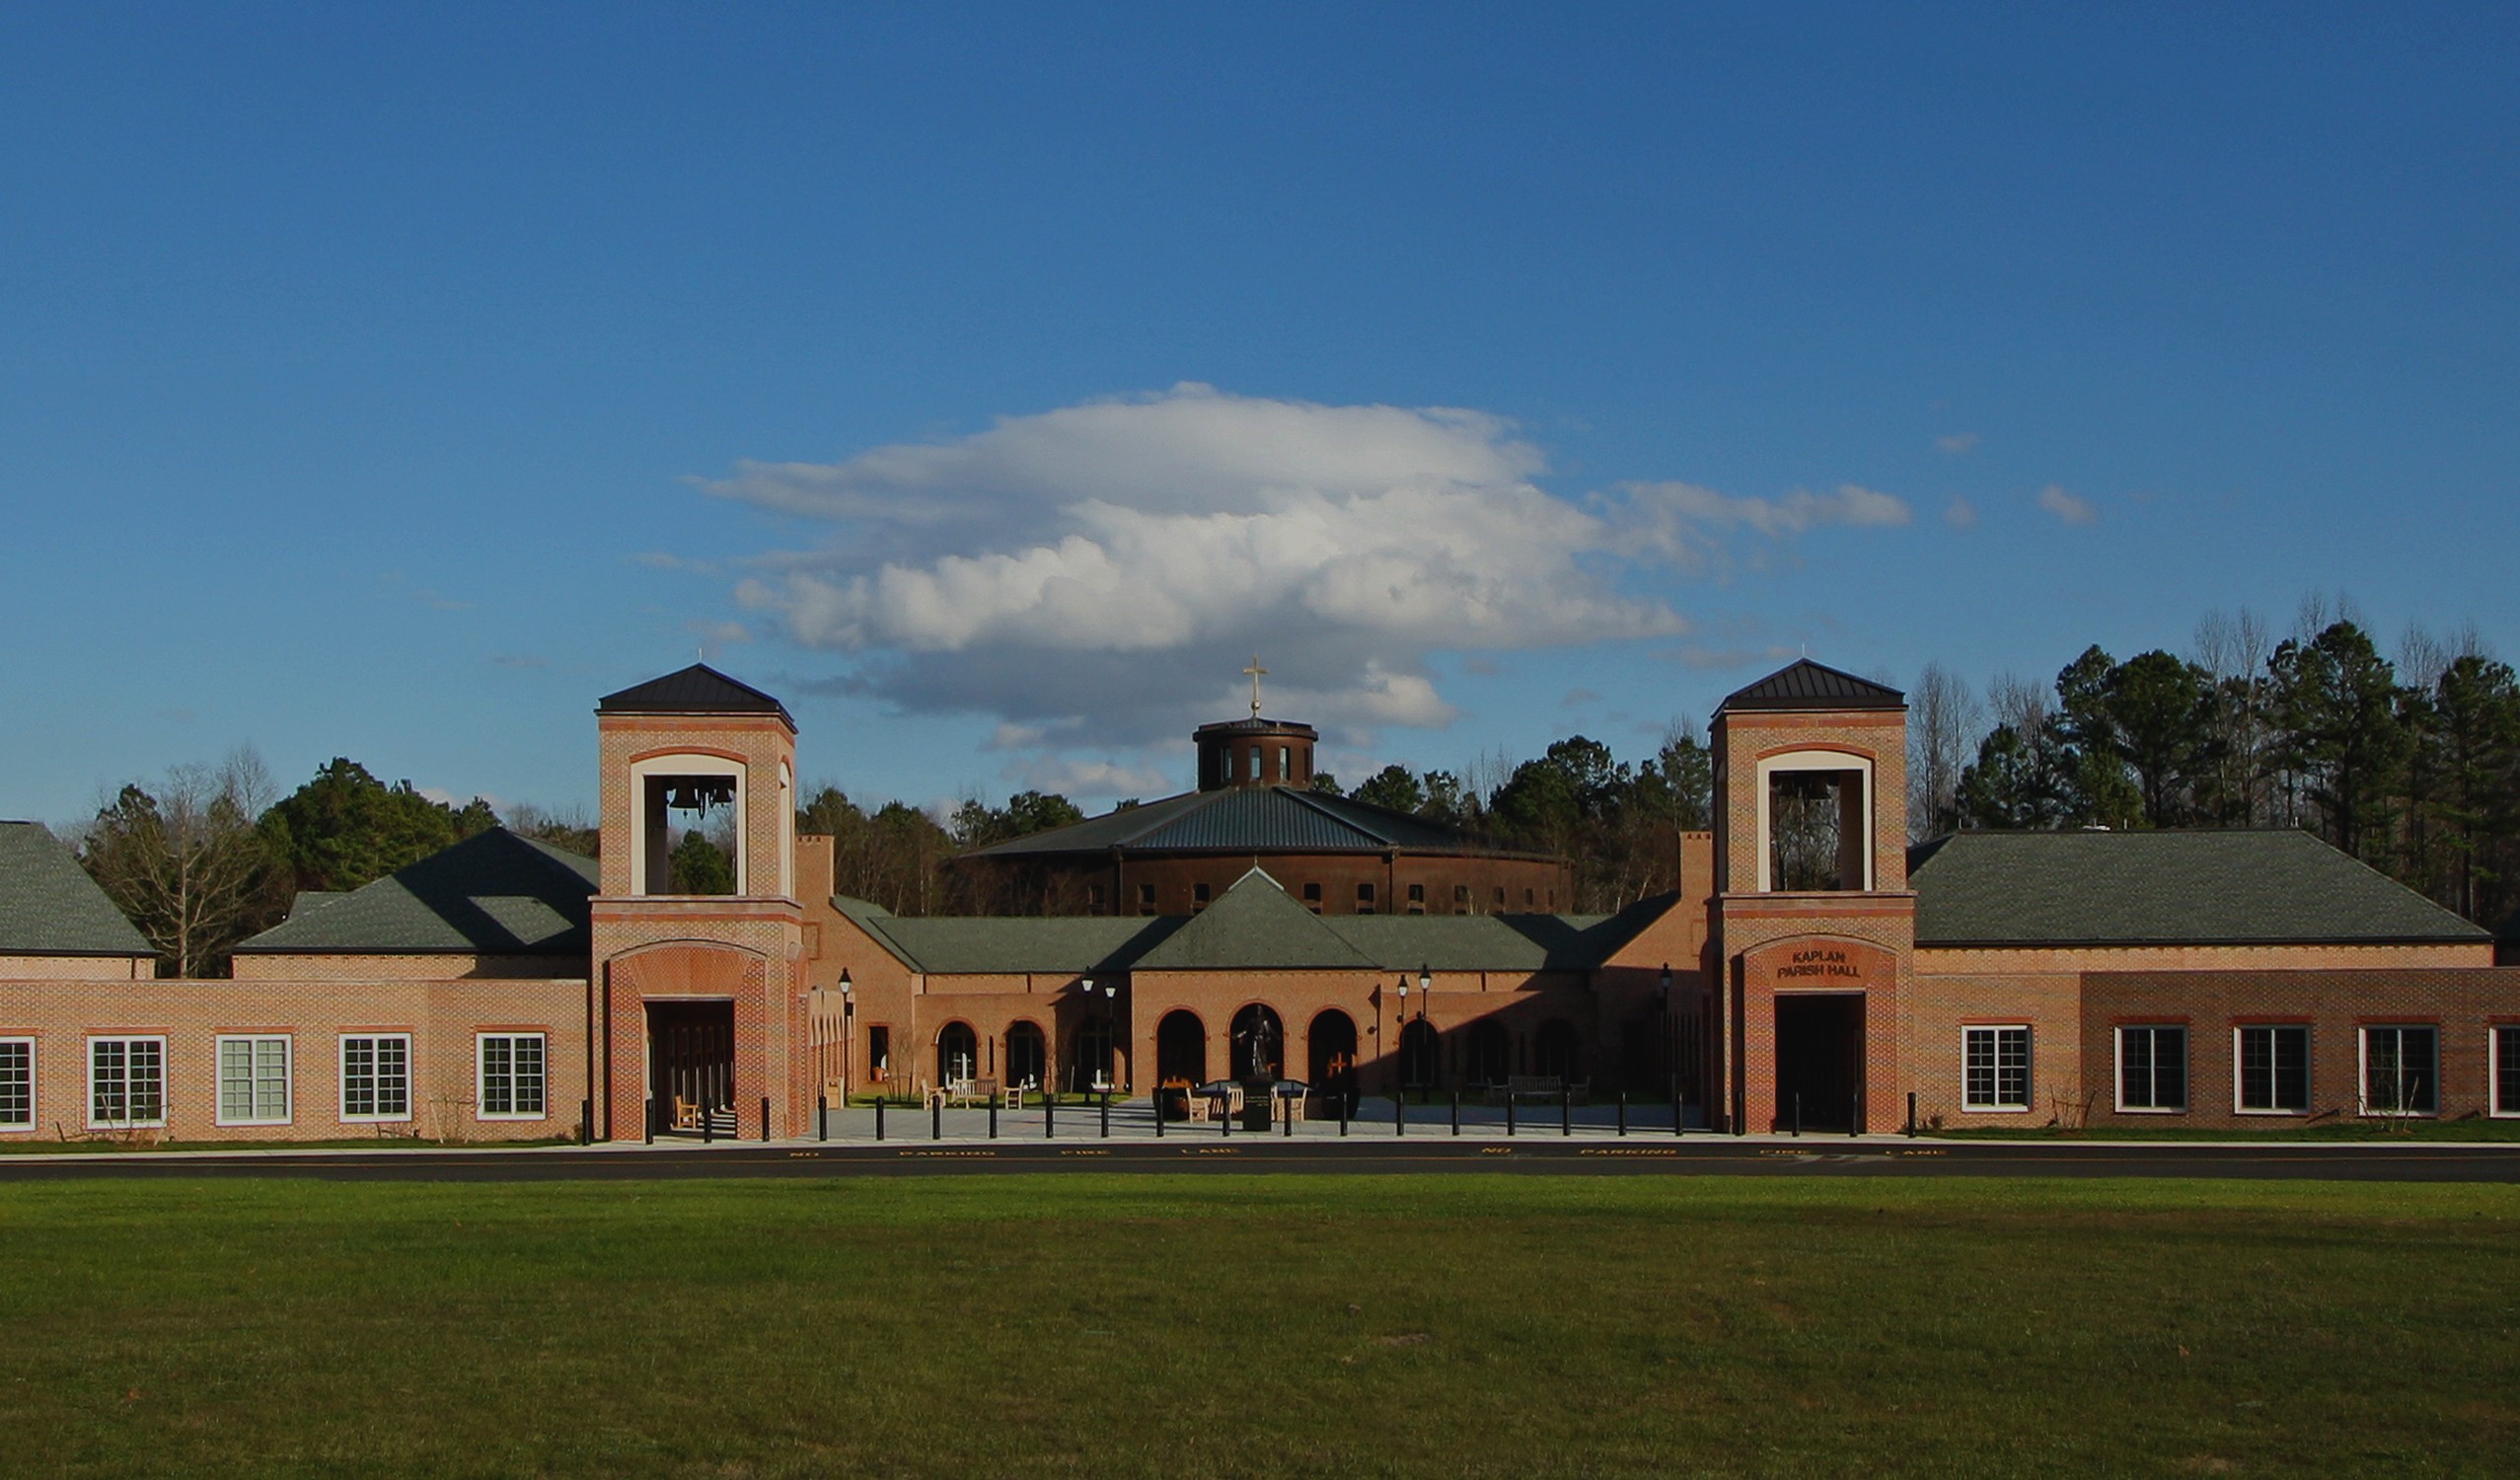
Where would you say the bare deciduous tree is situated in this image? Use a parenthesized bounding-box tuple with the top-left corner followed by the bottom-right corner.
(79, 748, 287, 978)
(1906, 661, 1981, 841)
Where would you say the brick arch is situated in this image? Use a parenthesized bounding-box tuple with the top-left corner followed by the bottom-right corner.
(609, 939, 769, 999)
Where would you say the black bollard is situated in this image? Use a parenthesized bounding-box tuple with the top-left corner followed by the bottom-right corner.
(1046, 1092, 1055, 1140)
(875, 1096, 885, 1141)
(703, 1101, 713, 1144)
(1617, 1092, 1626, 1138)
(643, 1097, 654, 1146)
(762, 1096, 772, 1143)
(1283, 1093, 1293, 1137)
(1338, 1096, 1348, 1138)
(1792, 1092, 1801, 1139)
(1507, 1093, 1517, 1138)
(989, 1097, 999, 1139)
(1221, 1094, 1230, 1136)
(1099, 1090, 1109, 1140)
(1450, 1089, 1460, 1137)
(1906, 1090, 1917, 1138)
(1157, 1089, 1166, 1138)
(1396, 1093, 1405, 1138)
(817, 1093, 828, 1143)
(1850, 1091, 1860, 1139)
(1561, 1085, 1571, 1138)
(580, 1098, 592, 1147)
(1673, 1093, 1683, 1137)
(931, 1095, 941, 1141)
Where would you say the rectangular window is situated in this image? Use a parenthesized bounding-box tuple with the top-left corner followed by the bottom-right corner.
(1454, 883, 1471, 915)
(1357, 882, 1375, 915)
(867, 1025, 892, 1076)
(1963, 1026, 2030, 1111)
(1278, 746, 1291, 781)
(1192, 882, 1211, 912)
(2497, 1026, 2520, 1118)
(2116, 1025, 2187, 1112)
(1301, 882, 1322, 914)
(2236, 1025, 2311, 1113)
(479, 1034, 547, 1120)
(216, 1035, 291, 1126)
(2362, 1025, 2438, 1116)
(0, 1039, 31, 1131)
(89, 1037, 166, 1128)
(1138, 882, 1156, 915)
(1494, 887, 1506, 908)
(1407, 883, 1425, 915)
(1087, 884, 1105, 911)
(340, 1034, 411, 1122)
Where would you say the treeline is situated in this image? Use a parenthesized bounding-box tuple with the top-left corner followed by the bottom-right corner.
(69, 754, 582, 977)
(1910, 602, 2520, 926)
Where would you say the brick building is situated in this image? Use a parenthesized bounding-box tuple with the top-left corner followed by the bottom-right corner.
(949, 710, 1568, 918)
(3, 658, 2516, 1144)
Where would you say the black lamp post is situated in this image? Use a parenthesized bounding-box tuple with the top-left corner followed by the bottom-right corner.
(839, 968, 854, 1102)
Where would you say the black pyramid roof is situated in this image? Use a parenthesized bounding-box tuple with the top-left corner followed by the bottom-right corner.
(1720, 659, 1904, 712)
(598, 664, 793, 726)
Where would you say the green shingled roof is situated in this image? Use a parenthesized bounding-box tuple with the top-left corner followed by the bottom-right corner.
(1909, 829, 2488, 946)
(961, 786, 1541, 859)
(236, 829, 599, 957)
(0, 821, 154, 957)
(831, 870, 1676, 976)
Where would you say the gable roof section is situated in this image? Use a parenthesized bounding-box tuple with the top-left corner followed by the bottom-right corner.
(840, 904, 1182, 976)
(0, 821, 154, 957)
(962, 785, 1533, 858)
(825, 879, 1683, 976)
(237, 829, 600, 957)
(1322, 894, 1674, 972)
(598, 664, 793, 727)
(1720, 659, 1904, 712)
(1130, 870, 1379, 970)
(1910, 830, 2488, 947)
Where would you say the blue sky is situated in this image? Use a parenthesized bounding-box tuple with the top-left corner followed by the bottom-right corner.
(4, 3, 2515, 824)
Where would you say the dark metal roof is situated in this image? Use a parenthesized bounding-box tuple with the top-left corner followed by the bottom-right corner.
(1720, 659, 1905, 712)
(236, 829, 600, 958)
(1909, 829, 2489, 946)
(831, 870, 1672, 975)
(0, 822, 154, 958)
(961, 785, 1541, 859)
(598, 664, 793, 726)
(1193, 717, 1319, 738)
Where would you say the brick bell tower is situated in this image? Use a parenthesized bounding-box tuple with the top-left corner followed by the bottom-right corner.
(589, 664, 805, 1142)
(1706, 660, 1913, 1135)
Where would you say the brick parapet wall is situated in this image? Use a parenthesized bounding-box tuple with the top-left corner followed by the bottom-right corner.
(0, 956, 155, 981)
(232, 953, 587, 981)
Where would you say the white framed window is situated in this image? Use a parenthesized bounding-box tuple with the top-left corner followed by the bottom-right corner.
(1962, 1026, 2030, 1111)
(2235, 1025, 2311, 1114)
(340, 1034, 411, 1123)
(0, 1038, 32, 1132)
(2360, 1025, 2438, 1117)
(478, 1033, 547, 1120)
(215, 1035, 291, 1127)
(2115, 1025, 2187, 1113)
(2495, 1026, 2520, 1119)
(89, 1036, 166, 1129)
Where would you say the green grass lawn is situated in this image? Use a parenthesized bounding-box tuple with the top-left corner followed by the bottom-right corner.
(2, 1175, 2515, 1477)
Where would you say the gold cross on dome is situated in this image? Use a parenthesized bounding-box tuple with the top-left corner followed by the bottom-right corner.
(1243, 656, 1268, 717)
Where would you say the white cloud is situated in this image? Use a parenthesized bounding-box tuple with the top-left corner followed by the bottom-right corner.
(1944, 496, 1978, 529)
(2037, 483, 2099, 526)
(710, 386, 1915, 781)
(1936, 432, 1981, 455)
(1006, 756, 1176, 800)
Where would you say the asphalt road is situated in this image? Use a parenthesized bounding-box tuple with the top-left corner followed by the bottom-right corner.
(5, 1139, 2519, 1182)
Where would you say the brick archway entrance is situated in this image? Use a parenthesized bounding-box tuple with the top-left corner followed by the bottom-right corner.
(1774, 994, 1863, 1132)
(648, 999, 734, 1136)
